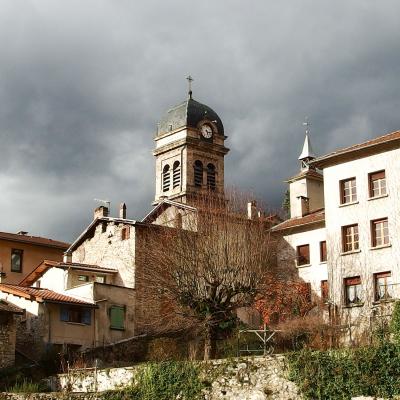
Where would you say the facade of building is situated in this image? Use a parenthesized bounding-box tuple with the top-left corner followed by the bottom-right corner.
(0, 231, 69, 285)
(274, 130, 400, 343)
(0, 91, 230, 362)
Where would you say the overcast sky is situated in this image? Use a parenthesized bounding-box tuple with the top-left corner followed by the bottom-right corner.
(1, 1, 400, 242)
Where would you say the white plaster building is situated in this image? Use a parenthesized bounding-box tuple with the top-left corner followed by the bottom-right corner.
(274, 130, 400, 343)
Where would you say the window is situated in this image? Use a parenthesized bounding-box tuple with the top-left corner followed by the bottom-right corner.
(78, 275, 89, 282)
(296, 244, 310, 266)
(342, 224, 359, 252)
(109, 305, 125, 330)
(320, 241, 327, 262)
(369, 170, 386, 198)
(321, 280, 329, 303)
(101, 222, 107, 233)
(95, 276, 106, 284)
(340, 178, 357, 204)
(60, 306, 91, 324)
(121, 226, 130, 240)
(371, 218, 389, 247)
(173, 161, 181, 188)
(194, 160, 203, 187)
(207, 163, 216, 190)
(11, 249, 23, 273)
(162, 164, 170, 192)
(374, 272, 393, 301)
(344, 276, 363, 306)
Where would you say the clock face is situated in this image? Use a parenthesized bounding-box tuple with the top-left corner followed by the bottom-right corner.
(201, 124, 213, 139)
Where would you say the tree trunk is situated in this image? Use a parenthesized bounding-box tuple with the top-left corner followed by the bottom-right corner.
(204, 324, 217, 361)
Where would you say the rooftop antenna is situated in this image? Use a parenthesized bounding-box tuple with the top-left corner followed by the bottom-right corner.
(186, 75, 193, 99)
(94, 198, 110, 210)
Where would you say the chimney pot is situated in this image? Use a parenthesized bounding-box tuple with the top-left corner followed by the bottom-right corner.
(119, 202, 127, 219)
(94, 206, 109, 220)
(247, 201, 258, 220)
(297, 196, 310, 217)
(63, 253, 72, 263)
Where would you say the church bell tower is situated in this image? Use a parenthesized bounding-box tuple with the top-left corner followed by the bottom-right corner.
(153, 77, 229, 205)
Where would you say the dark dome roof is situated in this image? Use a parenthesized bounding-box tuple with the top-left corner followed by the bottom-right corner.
(158, 98, 224, 136)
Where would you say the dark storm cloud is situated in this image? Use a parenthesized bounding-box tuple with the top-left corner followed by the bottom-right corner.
(1, 0, 400, 241)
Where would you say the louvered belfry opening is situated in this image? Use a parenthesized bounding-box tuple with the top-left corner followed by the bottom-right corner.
(194, 160, 203, 187)
(173, 161, 181, 188)
(207, 163, 216, 190)
(162, 164, 170, 192)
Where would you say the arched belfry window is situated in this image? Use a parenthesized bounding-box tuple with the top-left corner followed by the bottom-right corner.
(173, 161, 181, 188)
(162, 165, 170, 192)
(194, 160, 203, 187)
(207, 163, 216, 190)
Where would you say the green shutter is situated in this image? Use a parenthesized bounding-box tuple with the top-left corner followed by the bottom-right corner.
(110, 306, 125, 330)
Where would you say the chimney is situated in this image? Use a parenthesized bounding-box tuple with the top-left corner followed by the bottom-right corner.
(119, 202, 127, 219)
(247, 201, 258, 220)
(297, 196, 310, 217)
(63, 252, 72, 263)
(94, 205, 109, 219)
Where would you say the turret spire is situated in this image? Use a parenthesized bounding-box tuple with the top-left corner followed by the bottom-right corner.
(298, 118, 316, 170)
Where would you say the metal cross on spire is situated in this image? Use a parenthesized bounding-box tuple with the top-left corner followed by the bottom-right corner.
(186, 75, 193, 99)
(303, 116, 311, 135)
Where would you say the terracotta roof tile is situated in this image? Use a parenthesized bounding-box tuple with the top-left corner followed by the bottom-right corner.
(0, 284, 96, 307)
(286, 169, 323, 182)
(312, 130, 400, 168)
(20, 261, 118, 287)
(0, 231, 69, 250)
(272, 209, 325, 232)
(0, 299, 23, 314)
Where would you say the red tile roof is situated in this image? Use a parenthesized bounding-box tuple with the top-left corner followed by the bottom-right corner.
(286, 169, 323, 183)
(0, 231, 69, 250)
(272, 209, 325, 232)
(312, 130, 400, 168)
(20, 260, 117, 287)
(0, 299, 23, 314)
(0, 284, 96, 307)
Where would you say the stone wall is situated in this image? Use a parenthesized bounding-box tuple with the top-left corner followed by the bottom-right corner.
(0, 313, 17, 369)
(50, 355, 300, 399)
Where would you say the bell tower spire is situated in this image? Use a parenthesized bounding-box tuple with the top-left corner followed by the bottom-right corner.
(299, 118, 316, 171)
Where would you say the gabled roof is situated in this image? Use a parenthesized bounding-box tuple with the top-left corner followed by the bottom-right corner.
(142, 199, 197, 224)
(271, 209, 325, 232)
(67, 216, 141, 253)
(20, 260, 118, 287)
(286, 169, 323, 183)
(0, 231, 69, 250)
(312, 130, 400, 168)
(0, 299, 23, 314)
(0, 284, 96, 307)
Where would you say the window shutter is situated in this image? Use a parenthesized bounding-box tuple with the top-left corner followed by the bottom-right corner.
(110, 306, 125, 330)
(82, 308, 91, 325)
(60, 306, 69, 322)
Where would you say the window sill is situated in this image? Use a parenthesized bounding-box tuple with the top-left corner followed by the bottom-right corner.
(65, 322, 89, 326)
(296, 263, 311, 268)
(110, 327, 125, 331)
(370, 244, 391, 251)
(343, 303, 364, 309)
(339, 201, 359, 208)
(319, 261, 327, 265)
(368, 194, 389, 201)
(340, 249, 361, 256)
(372, 299, 395, 305)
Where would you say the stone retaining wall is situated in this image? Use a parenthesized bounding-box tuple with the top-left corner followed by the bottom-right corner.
(50, 355, 300, 399)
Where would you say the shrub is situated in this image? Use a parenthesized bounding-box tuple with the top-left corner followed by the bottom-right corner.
(7, 379, 42, 393)
(287, 343, 400, 400)
(104, 361, 205, 400)
(390, 301, 400, 345)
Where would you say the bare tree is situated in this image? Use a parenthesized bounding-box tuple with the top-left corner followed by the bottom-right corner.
(136, 193, 276, 360)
